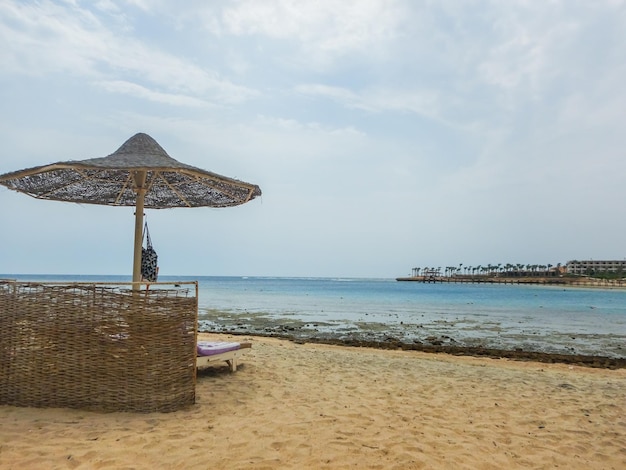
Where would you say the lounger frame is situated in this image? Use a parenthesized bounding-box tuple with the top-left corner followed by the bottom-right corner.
(196, 343, 251, 372)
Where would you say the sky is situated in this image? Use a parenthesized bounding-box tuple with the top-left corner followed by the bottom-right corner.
(1, 0, 625, 279)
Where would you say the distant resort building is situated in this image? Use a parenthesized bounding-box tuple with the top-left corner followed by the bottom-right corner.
(566, 260, 626, 275)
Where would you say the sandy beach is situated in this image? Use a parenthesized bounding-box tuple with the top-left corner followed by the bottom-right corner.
(1, 333, 624, 469)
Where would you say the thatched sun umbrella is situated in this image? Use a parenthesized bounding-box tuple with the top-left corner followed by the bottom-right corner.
(0, 133, 261, 286)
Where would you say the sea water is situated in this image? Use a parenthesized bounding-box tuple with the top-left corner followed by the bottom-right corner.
(3, 274, 625, 358)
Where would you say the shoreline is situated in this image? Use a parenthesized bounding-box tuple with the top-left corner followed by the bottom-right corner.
(202, 329, 626, 369)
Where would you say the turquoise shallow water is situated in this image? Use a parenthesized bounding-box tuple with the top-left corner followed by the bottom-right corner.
(4, 274, 626, 358)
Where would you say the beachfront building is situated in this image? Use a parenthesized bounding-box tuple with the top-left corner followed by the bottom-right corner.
(566, 260, 626, 275)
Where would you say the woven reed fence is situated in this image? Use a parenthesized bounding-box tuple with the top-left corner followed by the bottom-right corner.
(0, 281, 198, 412)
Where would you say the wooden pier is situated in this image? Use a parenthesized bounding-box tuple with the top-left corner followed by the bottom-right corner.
(395, 276, 626, 288)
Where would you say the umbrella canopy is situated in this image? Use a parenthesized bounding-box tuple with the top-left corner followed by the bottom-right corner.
(0, 133, 262, 284)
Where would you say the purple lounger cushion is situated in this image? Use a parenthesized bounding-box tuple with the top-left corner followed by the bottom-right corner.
(197, 341, 241, 357)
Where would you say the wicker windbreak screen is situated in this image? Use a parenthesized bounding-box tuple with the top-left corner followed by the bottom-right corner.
(0, 281, 198, 412)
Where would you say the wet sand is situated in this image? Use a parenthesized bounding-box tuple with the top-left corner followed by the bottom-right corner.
(1, 333, 625, 469)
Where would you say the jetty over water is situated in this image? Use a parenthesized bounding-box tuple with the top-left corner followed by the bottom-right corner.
(396, 275, 626, 288)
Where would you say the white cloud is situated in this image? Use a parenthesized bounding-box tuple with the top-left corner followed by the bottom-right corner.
(94, 0, 122, 15)
(0, 1, 258, 105)
(220, 0, 402, 47)
(191, 0, 407, 69)
(295, 83, 441, 117)
(95, 80, 213, 107)
(0, 1, 104, 76)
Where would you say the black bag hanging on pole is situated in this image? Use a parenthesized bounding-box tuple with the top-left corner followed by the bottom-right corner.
(141, 221, 159, 282)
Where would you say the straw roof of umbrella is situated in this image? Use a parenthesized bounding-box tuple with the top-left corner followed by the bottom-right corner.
(0, 133, 262, 208)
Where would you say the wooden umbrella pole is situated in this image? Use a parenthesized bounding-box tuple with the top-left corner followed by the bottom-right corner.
(132, 171, 147, 289)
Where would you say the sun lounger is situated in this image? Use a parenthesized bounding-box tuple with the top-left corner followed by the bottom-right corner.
(196, 341, 251, 372)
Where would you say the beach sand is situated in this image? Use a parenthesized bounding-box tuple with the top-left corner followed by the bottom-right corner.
(1, 333, 624, 469)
